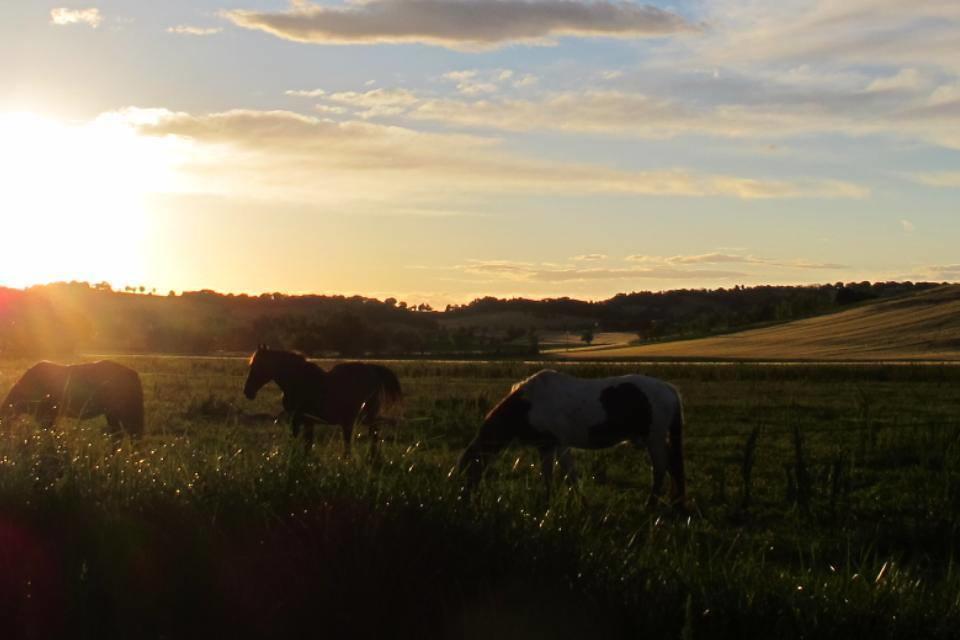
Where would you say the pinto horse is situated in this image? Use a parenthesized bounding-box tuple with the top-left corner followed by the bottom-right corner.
(458, 369, 685, 506)
(1, 360, 144, 438)
(243, 346, 402, 454)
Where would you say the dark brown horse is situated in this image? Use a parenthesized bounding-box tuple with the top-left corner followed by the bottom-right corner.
(1, 360, 144, 438)
(243, 346, 402, 454)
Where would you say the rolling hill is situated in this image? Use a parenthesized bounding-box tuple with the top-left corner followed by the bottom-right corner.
(559, 285, 960, 361)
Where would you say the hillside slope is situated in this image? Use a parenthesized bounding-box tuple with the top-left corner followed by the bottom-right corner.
(560, 285, 960, 361)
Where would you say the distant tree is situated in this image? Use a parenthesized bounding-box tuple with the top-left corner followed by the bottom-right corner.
(384, 297, 397, 308)
(580, 329, 595, 346)
(323, 312, 370, 357)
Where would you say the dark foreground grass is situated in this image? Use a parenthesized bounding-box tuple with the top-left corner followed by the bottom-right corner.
(2, 357, 960, 638)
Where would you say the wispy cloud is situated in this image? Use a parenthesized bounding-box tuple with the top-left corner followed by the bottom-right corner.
(459, 260, 745, 283)
(310, 83, 960, 149)
(692, 1, 960, 73)
(285, 88, 327, 98)
(132, 108, 864, 203)
(441, 69, 538, 94)
(443, 70, 499, 96)
(898, 264, 960, 281)
(911, 172, 960, 188)
(224, 0, 697, 50)
(50, 8, 102, 28)
(572, 254, 608, 262)
(626, 253, 849, 270)
(327, 88, 421, 117)
(167, 25, 223, 36)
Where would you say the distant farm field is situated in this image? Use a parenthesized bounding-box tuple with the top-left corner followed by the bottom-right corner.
(2, 356, 960, 638)
(563, 285, 960, 362)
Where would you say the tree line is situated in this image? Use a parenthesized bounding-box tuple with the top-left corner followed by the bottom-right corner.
(0, 280, 943, 357)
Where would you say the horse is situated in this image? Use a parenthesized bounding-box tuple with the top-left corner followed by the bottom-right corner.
(458, 369, 685, 507)
(243, 345, 403, 454)
(1, 360, 144, 438)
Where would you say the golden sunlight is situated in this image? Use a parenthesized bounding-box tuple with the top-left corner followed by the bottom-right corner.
(0, 111, 182, 289)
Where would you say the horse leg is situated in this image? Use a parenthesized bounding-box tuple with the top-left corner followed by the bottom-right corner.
(105, 414, 123, 439)
(557, 448, 580, 485)
(645, 437, 669, 509)
(340, 422, 354, 457)
(539, 446, 557, 499)
(303, 421, 316, 451)
(367, 422, 381, 461)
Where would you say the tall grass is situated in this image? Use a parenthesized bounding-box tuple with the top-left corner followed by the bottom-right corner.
(1, 357, 960, 638)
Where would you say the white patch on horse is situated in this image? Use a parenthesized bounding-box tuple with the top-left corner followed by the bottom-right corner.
(515, 369, 678, 449)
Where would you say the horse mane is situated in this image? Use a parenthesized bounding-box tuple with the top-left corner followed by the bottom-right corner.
(511, 369, 560, 393)
(254, 348, 308, 366)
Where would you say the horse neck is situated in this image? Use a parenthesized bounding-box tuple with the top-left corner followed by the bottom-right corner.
(272, 354, 323, 394)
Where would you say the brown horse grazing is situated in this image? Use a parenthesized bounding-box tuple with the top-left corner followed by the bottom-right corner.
(243, 346, 402, 454)
(458, 369, 685, 507)
(1, 361, 144, 438)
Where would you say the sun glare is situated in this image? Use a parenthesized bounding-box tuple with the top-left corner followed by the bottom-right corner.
(0, 111, 182, 289)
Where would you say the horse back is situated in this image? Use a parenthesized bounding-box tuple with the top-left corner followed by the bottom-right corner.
(322, 363, 402, 422)
(512, 370, 679, 449)
(80, 361, 144, 435)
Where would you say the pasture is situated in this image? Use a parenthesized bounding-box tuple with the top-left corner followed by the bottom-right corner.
(2, 356, 960, 638)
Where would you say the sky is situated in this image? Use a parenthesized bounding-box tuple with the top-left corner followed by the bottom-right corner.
(0, 1, 958, 307)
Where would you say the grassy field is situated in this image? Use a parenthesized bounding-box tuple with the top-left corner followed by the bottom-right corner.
(2, 356, 960, 638)
(564, 285, 960, 361)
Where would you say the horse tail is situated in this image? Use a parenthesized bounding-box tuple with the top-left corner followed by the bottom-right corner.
(668, 390, 686, 503)
(124, 370, 145, 439)
(373, 365, 403, 409)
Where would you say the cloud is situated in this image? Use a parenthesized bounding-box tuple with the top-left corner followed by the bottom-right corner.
(50, 8, 102, 28)
(899, 264, 960, 281)
(459, 260, 745, 283)
(513, 73, 539, 88)
(693, 1, 960, 73)
(626, 253, 849, 270)
(572, 254, 608, 262)
(223, 0, 697, 50)
(901, 219, 916, 233)
(443, 70, 499, 96)
(128, 107, 866, 205)
(286, 88, 326, 97)
(865, 68, 929, 93)
(327, 88, 421, 117)
(312, 83, 960, 149)
(441, 69, 538, 95)
(167, 25, 223, 36)
(314, 104, 349, 115)
(911, 172, 960, 188)
(929, 265, 960, 280)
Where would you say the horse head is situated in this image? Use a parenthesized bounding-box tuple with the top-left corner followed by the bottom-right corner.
(0, 388, 19, 421)
(1, 369, 37, 421)
(244, 345, 273, 400)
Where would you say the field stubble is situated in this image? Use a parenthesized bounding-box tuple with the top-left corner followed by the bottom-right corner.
(1, 356, 960, 638)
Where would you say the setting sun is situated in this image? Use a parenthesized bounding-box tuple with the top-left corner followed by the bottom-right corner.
(0, 111, 183, 288)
